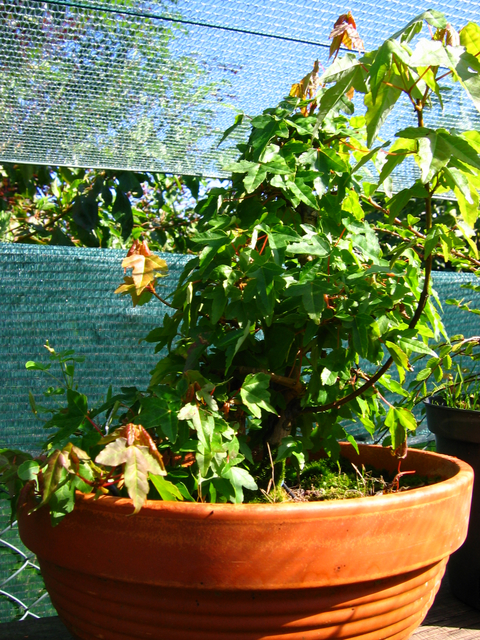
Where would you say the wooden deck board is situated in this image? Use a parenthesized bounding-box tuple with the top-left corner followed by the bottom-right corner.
(411, 574, 480, 640)
(2, 574, 480, 639)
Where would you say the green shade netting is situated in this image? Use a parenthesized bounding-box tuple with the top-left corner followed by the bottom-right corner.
(1, 0, 480, 188)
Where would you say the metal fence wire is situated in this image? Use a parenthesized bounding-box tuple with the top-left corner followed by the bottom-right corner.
(1, 0, 480, 188)
(0, 512, 55, 621)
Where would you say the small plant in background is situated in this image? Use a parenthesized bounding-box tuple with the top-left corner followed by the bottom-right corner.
(441, 366, 480, 411)
(2, 10, 480, 520)
(410, 334, 480, 411)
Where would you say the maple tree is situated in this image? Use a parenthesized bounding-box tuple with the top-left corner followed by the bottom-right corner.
(2, 10, 480, 517)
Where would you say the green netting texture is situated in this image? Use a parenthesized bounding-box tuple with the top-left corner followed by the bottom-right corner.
(1, 0, 479, 185)
(1, 242, 480, 623)
(0, 242, 190, 451)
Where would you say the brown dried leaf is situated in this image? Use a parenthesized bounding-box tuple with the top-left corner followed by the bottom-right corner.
(433, 23, 460, 47)
(290, 60, 322, 111)
(345, 86, 355, 101)
(329, 12, 364, 60)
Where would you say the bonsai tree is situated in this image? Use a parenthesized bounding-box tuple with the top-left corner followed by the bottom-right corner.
(2, 10, 480, 516)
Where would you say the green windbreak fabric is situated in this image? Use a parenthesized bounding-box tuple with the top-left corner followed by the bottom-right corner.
(0, 243, 190, 452)
(0, 242, 480, 622)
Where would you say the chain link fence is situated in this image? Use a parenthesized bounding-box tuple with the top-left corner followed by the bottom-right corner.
(0, 507, 55, 621)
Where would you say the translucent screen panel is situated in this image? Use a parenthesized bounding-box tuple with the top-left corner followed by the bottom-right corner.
(0, 0, 479, 182)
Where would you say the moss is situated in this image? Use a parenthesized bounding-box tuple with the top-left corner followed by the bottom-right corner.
(248, 455, 440, 503)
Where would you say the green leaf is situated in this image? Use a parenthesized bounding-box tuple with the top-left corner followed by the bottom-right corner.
(191, 230, 230, 270)
(415, 368, 432, 382)
(365, 83, 402, 147)
(134, 396, 178, 443)
(243, 164, 268, 193)
(368, 39, 411, 103)
(37, 450, 67, 508)
(317, 147, 349, 173)
(175, 482, 196, 502)
(396, 407, 417, 432)
(385, 341, 409, 369)
(123, 446, 150, 514)
(274, 436, 304, 464)
(315, 60, 365, 127)
(178, 404, 215, 449)
(286, 179, 318, 209)
(45, 389, 90, 447)
(240, 373, 277, 419)
(320, 368, 338, 386)
(378, 139, 416, 185)
(17, 460, 40, 482)
(286, 235, 330, 257)
(210, 287, 227, 324)
(225, 322, 253, 372)
(25, 361, 51, 371)
(222, 466, 258, 503)
(390, 10, 446, 43)
(377, 375, 409, 397)
(148, 473, 184, 501)
(409, 39, 453, 68)
(117, 173, 143, 198)
(397, 336, 437, 356)
(72, 194, 98, 232)
(48, 482, 76, 526)
(287, 281, 327, 324)
(218, 113, 244, 147)
(440, 132, 480, 171)
(424, 226, 444, 259)
(249, 264, 281, 317)
(454, 185, 479, 228)
(458, 24, 480, 111)
(112, 188, 133, 241)
(352, 318, 369, 358)
(386, 184, 428, 220)
(385, 407, 403, 451)
(250, 119, 286, 158)
(352, 142, 389, 175)
(400, 128, 480, 181)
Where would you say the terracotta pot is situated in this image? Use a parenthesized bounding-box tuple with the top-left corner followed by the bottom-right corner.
(17, 443, 473, 640)
(425, 395, 480, 609)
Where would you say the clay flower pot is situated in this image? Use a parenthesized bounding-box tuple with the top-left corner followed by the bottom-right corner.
(17, 443, 473, 640)
(425, 395, 480, 609)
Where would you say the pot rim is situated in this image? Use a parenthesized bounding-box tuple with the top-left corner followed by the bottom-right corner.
(424, 393, 480, 416)
(70, 442, 473, 521)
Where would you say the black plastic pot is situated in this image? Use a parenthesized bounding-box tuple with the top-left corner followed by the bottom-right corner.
(425, 395, 480, 609)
